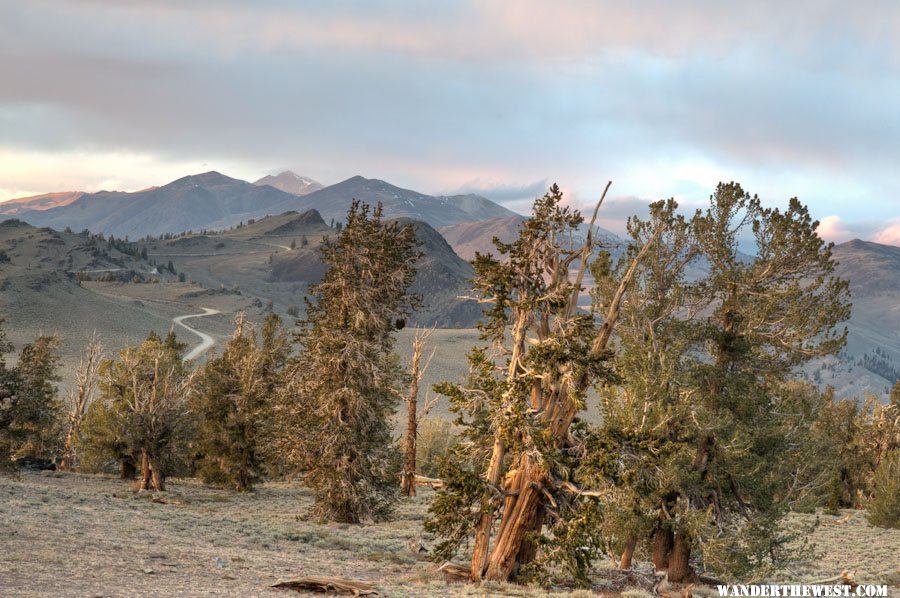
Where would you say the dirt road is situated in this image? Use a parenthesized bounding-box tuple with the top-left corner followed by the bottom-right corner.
(173, 307, 221, 360)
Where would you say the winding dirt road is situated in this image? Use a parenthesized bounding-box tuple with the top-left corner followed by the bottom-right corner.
(173, 307, 221, 360)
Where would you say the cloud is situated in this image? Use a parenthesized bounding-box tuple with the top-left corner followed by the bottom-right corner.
(449, 179, 550, 202)
(0, 0, 899, 232)
(873, 221, 900, 247)
(816, 215, 852, 243)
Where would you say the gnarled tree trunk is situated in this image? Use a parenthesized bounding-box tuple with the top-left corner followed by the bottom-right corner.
(471, 219, 664, 583)
(652, 511, 674, 570)
(667, 531, 696, 583)
(619, 535, 637, 569)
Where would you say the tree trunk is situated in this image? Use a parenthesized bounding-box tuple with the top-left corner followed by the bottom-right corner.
(149, 454, 165, 491)
(59, 428, 77, 471)
(139, 450, 151, 490)
(484, 462, 546, 582)
(619, 535, 637, 569)
(400, 369, 419, 497)
(667, 531, 696, 583)
(652, 520, 674, 571)
(470, 434, 505, 581)
(516, 503, 545, 570)
(120, 459, 136, 480)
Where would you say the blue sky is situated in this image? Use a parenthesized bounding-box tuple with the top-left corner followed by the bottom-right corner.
(1, 0, 899, 243)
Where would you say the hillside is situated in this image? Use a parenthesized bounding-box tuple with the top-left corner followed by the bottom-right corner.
(254, 171, 322, 196)
(0, 218, 263, 386)
(0, 219, 179, 370)
(804, 239, 900, 399)
(0, 191, 84, 215)
(438, 215, 526, 261)
(147, 210, 482, 327)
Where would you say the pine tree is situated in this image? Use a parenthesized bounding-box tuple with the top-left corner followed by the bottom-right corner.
(867, 448, 900, 528)
(194, 313, 288, 491)
(278, 200, 420, 523)
(425, 184, 662, 584)
(591, 184, 851, 582)
(0, 319, 19, 464)
(6, 335, 63, 460)
(94, 333, 194, 490)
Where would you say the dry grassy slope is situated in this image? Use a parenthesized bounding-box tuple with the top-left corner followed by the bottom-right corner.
(1, 472, 896, 597)
(0, 219, 263, 389)
(439, 215, 527, 261)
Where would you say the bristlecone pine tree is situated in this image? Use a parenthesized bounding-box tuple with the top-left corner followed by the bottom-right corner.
(96, 333, 194, 491)
(279, 200, 420, 523)
(590, 183, 851, 582)
(425, 183, 664, 584)
(194, 313, 288, 491)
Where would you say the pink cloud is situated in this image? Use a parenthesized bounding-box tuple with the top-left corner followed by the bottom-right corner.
(873, 221, 900, 247)
(816, 215, 852, 243)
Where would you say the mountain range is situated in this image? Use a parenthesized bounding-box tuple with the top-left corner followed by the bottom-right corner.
(1, 171, 898, 400)
(3, 171, 519, 239)
(254, 171, 323, 196)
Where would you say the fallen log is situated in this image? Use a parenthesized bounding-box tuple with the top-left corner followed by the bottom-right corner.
(437, 562, 470, 583)
(415, 475, 444, 490)
(272, 576, 381, 596)
(806, 570, 857, 589)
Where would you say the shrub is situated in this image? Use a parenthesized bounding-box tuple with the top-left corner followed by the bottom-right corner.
(416, 418, 456, 478)
(867, 449, 900, 528)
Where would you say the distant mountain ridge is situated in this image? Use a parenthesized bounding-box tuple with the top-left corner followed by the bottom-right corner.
(7, 171, 520, 238)
(289, 176, 520, 228)
(254, 171, 323, 195)
(0, 191, 84, 215)
(802, 238, 900, 399)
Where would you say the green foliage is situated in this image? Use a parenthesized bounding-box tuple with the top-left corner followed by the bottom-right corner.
(815, 388, 899, 512)
(415, 418, 457, 478)
(10, 335, 63, 459)
(426, 185, 616, 583)
(78, 397, 133, 473)
(278, 200, 420, 522)
(193, 314, 288, 491)
(82, 332, 194, 484)
(587, 184, 851, 580)
(0, 325, 63, 463)
(867, 449, 900, 528)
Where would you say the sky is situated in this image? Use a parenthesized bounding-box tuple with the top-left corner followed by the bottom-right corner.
(1, 0, 899, 244)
